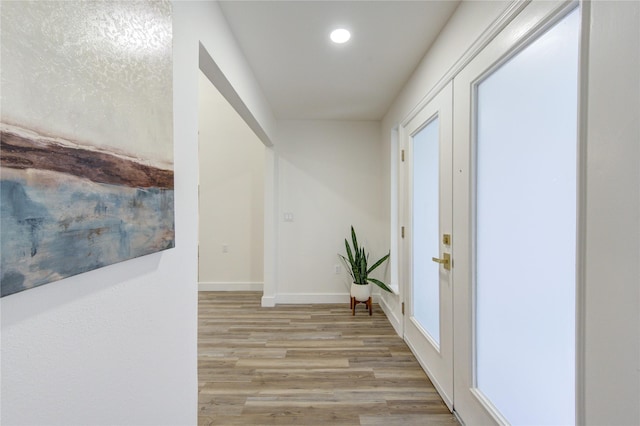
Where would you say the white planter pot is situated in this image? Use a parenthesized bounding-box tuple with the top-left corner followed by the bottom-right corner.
(351, 282, 372, 302)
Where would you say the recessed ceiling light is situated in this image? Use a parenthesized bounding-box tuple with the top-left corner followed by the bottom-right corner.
(330, 28, 351, 44)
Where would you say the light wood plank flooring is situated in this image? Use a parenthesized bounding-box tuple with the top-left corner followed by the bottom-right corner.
(198, 292, 458, 425)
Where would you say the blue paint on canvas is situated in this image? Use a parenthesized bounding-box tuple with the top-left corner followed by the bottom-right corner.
(1, 172, 175, 297)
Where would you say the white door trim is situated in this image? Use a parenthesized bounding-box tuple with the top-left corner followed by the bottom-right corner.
(452, 1, 582, 424)
(402, 81, 454, 409)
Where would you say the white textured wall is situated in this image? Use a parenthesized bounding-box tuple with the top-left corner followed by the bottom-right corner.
(270, 120, 386, 304)
(198, 71, 264, 289)
(0, 1, 276, 424)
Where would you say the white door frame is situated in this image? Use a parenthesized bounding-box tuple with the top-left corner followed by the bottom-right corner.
(451, 1, 583, 424)
(401, 81, 454, 409)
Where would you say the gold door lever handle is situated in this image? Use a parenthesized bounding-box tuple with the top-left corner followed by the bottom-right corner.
(431, 253, 451, 271)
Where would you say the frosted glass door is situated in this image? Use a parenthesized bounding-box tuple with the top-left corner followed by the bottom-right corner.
(452, 3, 581, 424)
(475, 8, 578, 424)
(413, 117, 440, 345)
(403, 81, 453, 407)
(451, 4, 579, 425)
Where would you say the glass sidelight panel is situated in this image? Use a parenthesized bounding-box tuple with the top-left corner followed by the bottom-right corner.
(475, 8, 579, 425)
(413, 117, 440, 346)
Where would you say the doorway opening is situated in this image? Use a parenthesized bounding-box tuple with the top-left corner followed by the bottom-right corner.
(197, 69, 265, 291)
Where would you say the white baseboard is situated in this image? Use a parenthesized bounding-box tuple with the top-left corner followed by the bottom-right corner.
(261, 295, 276, 307)
(259, 292, 390, 309)
(275, 292, 350, 304)
(379, 294, 403, 337)
(198, 282, 263, 291)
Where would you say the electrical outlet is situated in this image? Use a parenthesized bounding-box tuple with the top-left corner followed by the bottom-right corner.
(334, 264, 341, 274)
(222, 244, 228, 253)
(283, 212, 294, 222)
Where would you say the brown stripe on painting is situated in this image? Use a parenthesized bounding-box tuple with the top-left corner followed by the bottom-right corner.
(1, 129, 173, 189)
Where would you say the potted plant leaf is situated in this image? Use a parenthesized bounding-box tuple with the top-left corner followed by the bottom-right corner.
(339, 226, 391, 308)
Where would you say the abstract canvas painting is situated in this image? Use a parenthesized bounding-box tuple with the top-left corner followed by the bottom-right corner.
(0, 1, 174, 297)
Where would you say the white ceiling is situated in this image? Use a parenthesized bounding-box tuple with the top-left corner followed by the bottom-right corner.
(218, 1, 460, 121)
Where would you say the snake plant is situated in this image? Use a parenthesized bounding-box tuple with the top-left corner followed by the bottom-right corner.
(339, 226, 392, 292)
